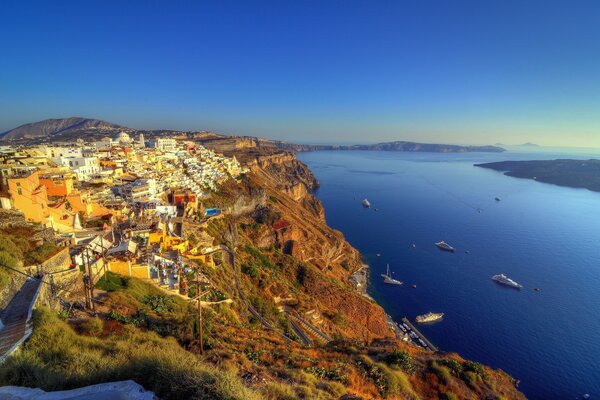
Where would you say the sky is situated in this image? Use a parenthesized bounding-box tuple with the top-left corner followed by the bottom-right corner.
(1, 0, 599, 147)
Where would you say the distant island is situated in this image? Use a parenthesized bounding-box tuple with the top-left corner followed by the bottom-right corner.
(274, 140, 505, 153)
(518, 142, 539, 147)
(1, 117, 505, 153)
(476, 159, 600, 192)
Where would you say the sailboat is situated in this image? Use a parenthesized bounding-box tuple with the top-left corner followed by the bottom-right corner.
(381, 264, 402, 285)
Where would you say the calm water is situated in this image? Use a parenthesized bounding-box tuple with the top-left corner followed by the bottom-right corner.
(298, 150, 600, 400)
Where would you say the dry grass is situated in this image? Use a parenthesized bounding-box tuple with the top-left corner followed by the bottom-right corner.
(0, 307, 262, 400)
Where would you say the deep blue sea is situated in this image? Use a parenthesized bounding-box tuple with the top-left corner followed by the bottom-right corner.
(298, 150, 600, 400)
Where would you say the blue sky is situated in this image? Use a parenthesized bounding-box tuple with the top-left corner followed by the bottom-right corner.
(1, 0, 599, 146)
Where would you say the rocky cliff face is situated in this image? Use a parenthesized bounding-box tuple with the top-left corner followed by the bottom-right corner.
(224, 149, 525, 399)
(233, 151, 397, 340)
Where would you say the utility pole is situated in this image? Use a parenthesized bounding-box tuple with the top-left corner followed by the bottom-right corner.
(100, 234, 108, 282)
(85, 247, 95, 312)
(196, 268, 203, 354)
(83, 273, 91, 310)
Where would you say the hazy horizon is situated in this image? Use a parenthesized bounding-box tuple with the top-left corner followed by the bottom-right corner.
(1, 1, 599, 148)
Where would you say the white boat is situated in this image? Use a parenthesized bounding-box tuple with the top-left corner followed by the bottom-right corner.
(381, 264, 402, 285)
(416, 312, 444, 323)
(362, 198, 371, 208)
(435, 241, 455, 252)
(492, 274, 522, 289)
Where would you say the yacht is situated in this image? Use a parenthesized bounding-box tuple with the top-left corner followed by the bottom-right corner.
(362, 198, 371, 208)
(492, 274, 522, 289)
(381, 264, 402, 285)
(435, 241, 455, 252)
(416, 312, 444, 323)
(495, 197, 501, 202)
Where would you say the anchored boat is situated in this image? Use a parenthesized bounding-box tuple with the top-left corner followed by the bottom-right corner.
(435, 241, 455, 252)
(362, 198, 371, 208)
(492, 274, 522, 289)
(381, 264, 402, 285)
(416, 312, 444, 324)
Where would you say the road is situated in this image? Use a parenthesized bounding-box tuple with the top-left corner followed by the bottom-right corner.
(0, 277, 43, 362)
(284, 306, 333, 343)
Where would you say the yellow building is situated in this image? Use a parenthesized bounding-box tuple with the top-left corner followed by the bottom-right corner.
(8, 171, 48, 223)
(39, 173, 75, 197)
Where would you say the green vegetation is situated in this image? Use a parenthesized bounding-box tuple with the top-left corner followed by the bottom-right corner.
(245, 244, 275, 270)
(441, 392, 460, 400)
(81, 316, 103, 336)
(242, 263, 260, 279)
(0, 308, 262, 400)
(95, 272, 213, 347)
(356, 355, 418, 399)
(143, 294, 178, 314)
(0, 229, 59, 290)
(428, 361, 451, 385)
(381, 350, 417, 374)
(95, 272, 130, 292)
(248, 295, 279, 321)
(304, 365, 348, 383)
(295, 263, 308, 285)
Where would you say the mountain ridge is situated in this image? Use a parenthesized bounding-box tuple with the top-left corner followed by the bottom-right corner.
(1, 117, 505, 153)
(0, 117, 124, 141)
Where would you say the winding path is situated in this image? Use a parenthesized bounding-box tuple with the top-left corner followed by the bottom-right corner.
(0, 277, 43, 363)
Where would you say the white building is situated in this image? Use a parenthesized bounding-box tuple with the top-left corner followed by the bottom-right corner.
(94, 137, 114, 150)
(155, 138, 177, 153)
(43, 146, 83, 158)
(119, 178, 157, 202)
(116, 131, 133, 146)
(53, 156, 100, 180)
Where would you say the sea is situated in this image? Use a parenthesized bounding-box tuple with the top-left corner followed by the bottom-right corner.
(298, 149, 600, 400)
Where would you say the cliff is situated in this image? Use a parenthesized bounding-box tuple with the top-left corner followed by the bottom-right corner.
(0, 148, 526, 400)
(204, 148, 526, 399)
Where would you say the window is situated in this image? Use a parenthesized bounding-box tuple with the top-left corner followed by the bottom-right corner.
(17, 189, 22, 195)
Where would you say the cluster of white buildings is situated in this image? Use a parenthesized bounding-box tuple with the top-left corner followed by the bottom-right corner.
(2, 131, 249, 216)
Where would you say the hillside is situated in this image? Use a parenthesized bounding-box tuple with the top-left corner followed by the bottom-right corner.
(0, 117, 124, 142)
(475, 159, 600, 192)
(0, 147, 525, 399)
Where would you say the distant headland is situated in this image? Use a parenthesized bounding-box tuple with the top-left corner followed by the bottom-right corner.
(275, 140, 506, 153)
(476, 159, 600, 192)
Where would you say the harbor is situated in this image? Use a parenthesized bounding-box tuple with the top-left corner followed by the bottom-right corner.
(398, 317, 438, 352)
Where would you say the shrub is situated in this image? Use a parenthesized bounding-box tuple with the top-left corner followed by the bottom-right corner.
(143, 294, 177, 313)
(242, 263, 260, 279)
(244, 245, 275, 270)
(439, 358, 462, 376)
(261, 381, 295, 400)
(296, 263, 308, 285)
(463, 360, 488, 380)
(0, 307, 262, 400)
(382, 350, 417, 374)
(428, 361, 452, 385)
(441, 392, 459, 400)
(356, 355, 417, 399)
(305, 364, 348, 383)
(82, 317, 104, 337)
